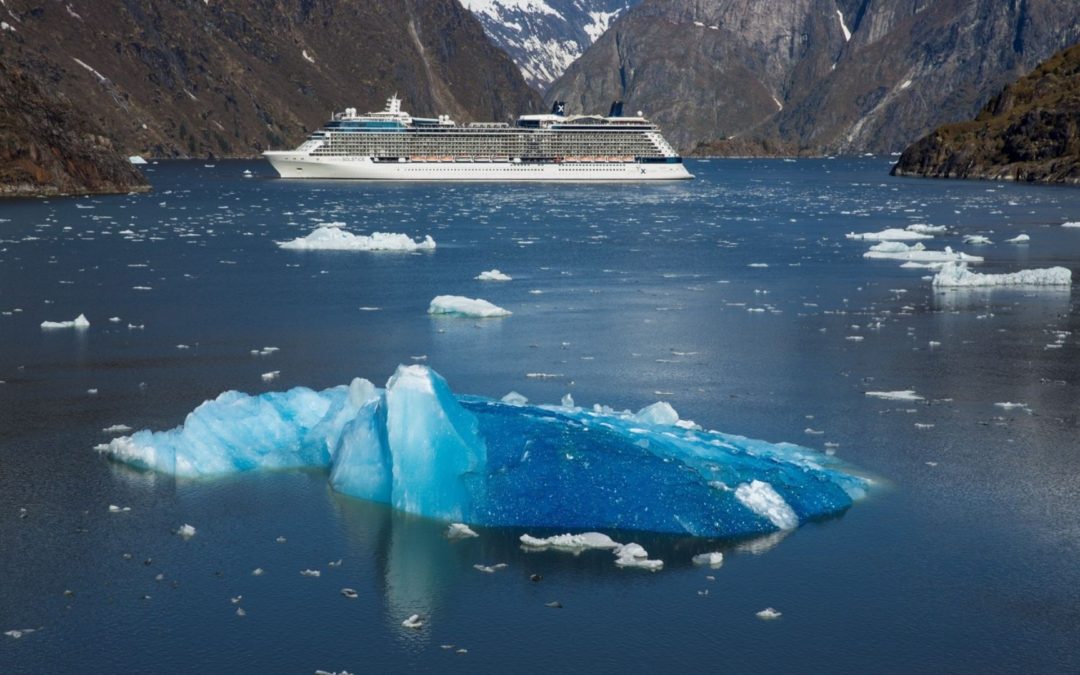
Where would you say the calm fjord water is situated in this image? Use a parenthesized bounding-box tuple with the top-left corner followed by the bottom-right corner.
(2, 159, 1080, 673)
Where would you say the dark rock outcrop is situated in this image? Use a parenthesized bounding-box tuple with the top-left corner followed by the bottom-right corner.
(892, 43, 1080, 184)
(0, 61, 148, 198)
(546, 0, 1080, 155)
(0, 0, 542, 160)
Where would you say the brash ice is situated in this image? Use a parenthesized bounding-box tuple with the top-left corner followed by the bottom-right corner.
(100, 366, 869, 537)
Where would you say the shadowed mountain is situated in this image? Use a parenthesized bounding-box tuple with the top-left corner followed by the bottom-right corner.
(546, 0, 1080, 155)
(0, 0, 542, 160)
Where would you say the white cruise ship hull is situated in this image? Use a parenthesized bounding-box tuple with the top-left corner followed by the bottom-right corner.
(263, 153, 693, 181)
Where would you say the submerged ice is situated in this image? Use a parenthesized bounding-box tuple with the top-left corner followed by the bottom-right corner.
(99, 366, 869, 538)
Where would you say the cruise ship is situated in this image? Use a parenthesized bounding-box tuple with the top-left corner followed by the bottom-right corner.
(263, 95, 692, 181)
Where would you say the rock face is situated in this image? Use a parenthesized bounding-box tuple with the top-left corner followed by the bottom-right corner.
(546, 0, 1080, 155)
(461, 0, 640, 91)
(892, 43, 1080, 184)
(0, 61, 148, 198)
(0, 0, 542, 159)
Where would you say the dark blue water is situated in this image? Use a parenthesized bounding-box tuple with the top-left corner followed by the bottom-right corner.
(2, 159, 1080, 673)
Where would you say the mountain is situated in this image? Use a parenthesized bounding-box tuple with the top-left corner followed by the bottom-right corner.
(892, 43, 1080, 184)
(546, 0, 1080, 155)
(461, 0, 640, 91)
(0, 0, 542, 160)
(0, 61, 148, 198)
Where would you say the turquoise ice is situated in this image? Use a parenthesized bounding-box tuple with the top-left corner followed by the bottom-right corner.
(100, 365, 869, 537)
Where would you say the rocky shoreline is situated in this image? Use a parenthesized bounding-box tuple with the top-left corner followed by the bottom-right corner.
(891, 43, 1080, 186)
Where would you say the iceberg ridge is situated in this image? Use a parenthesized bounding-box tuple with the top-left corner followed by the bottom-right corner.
(99, 366, 870, 538)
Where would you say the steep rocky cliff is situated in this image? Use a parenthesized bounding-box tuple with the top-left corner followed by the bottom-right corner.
(0, 0, 542, 159)
(0, 61, 148, 197)
(891, 43, 1080, 184)
(546, 0, 1080, 155)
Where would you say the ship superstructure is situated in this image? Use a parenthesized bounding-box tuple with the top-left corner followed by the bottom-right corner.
(263, 96, 692, 181)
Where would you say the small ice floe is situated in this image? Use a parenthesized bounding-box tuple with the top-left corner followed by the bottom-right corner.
(87, 389, 98, 396)
(446, 523, 479, 539)
(748, 263, 769, 268)
(328, 559, 342, 568)
(102, 424, 132, 434)
(108, 505, 131, 513)
(475, 269, 512, 281)
(277, 224, 435, 251)
(340, 588, 358, 599)
(756, 607, 782, 620)
(995, 402, 1031, 413)
(845, 228, 932, 241)
(561, 393, 575, 409)
(864, 242, 982, 263)
(275, 536, 287, 543)
(402, 614, 424, 629)
(1005, 234, 1030, 244)
(261, 371, 280, 382)
(932, 262, 1071, 287)
(907, 224, 946, 234)
(500, 391, 528, 406)
(614, 543, 663, 571)
(108, 317, 122, 323)
(176, 524, 196, 539)
(866, 390, 923, 401)
(5, 628, 37, 639)
(473, 563, 509, 573)
(692, 552, 724, 568)
(1061, 221, 1080, 228)
(428, 295, 511, 318)
(235, 608, 246, 617)
(230, 595, 243, 604)
(252, 568, 264, 576)
(41, 313, 90, 330)
(544, 601, 562, 609)
(520, 532, 620, 552)
(963, 235, 993, 245)
(300, 569, 321, 577)
(176, 344, 190, 350)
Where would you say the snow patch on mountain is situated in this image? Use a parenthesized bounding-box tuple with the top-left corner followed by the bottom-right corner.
(463, 0, 641, 91)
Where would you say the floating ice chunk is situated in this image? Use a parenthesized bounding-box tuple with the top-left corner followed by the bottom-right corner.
(994, 402, 1030, 411)
(447, 523, 479, 539)
(300, 569, 321, 577)
(864, 242, 982, 263)
(1005, 234, 1030, 243)
(101, 366, 869, 538)
(635, 401, 679, 426)
(756, 607, 782, 620)
(846, 228, 932, 241)
(341, 588, 358, 599)
(748, 263, 769, 268)
(500, 391, 528, 406)
(41, 313, 90, 330)
(102, 424, 132, 434)
(177, 524, 196, 538)
(5, 628, 36, 639)
(1061, 221, 1080, 228)
(735, 480, 798, 530)
(108, 504, 131, 513)
(963, 235, 993, 245)
(907, 224, 946, 234)
(692, 552, 724, 568)
(128, 156, 148, 165)
(428, 295, 511, 318)
(278, 225, 435, 252)
(402, 614, 423, 629)
(614, 543, 663, 571)
(932, 262, 1071, 287)
(560, 393, 575, 409)
(866, 390, 923, 401)
(473, 563, 508, 573)
(476, 269, 512, 281)
(261, 371, 280, 382)
(520, 532, 621, 551)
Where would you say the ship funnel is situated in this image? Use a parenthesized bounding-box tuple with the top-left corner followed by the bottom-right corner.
(551, 101, 567, 116)
(608, 100, 624, 117)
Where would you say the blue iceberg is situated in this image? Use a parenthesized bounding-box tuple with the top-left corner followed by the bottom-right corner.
(100, 365, 870, 538)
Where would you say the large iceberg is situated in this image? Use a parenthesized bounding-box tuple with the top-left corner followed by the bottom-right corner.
(99, 366, 869, 538)
(932, 261, 1072, 287)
